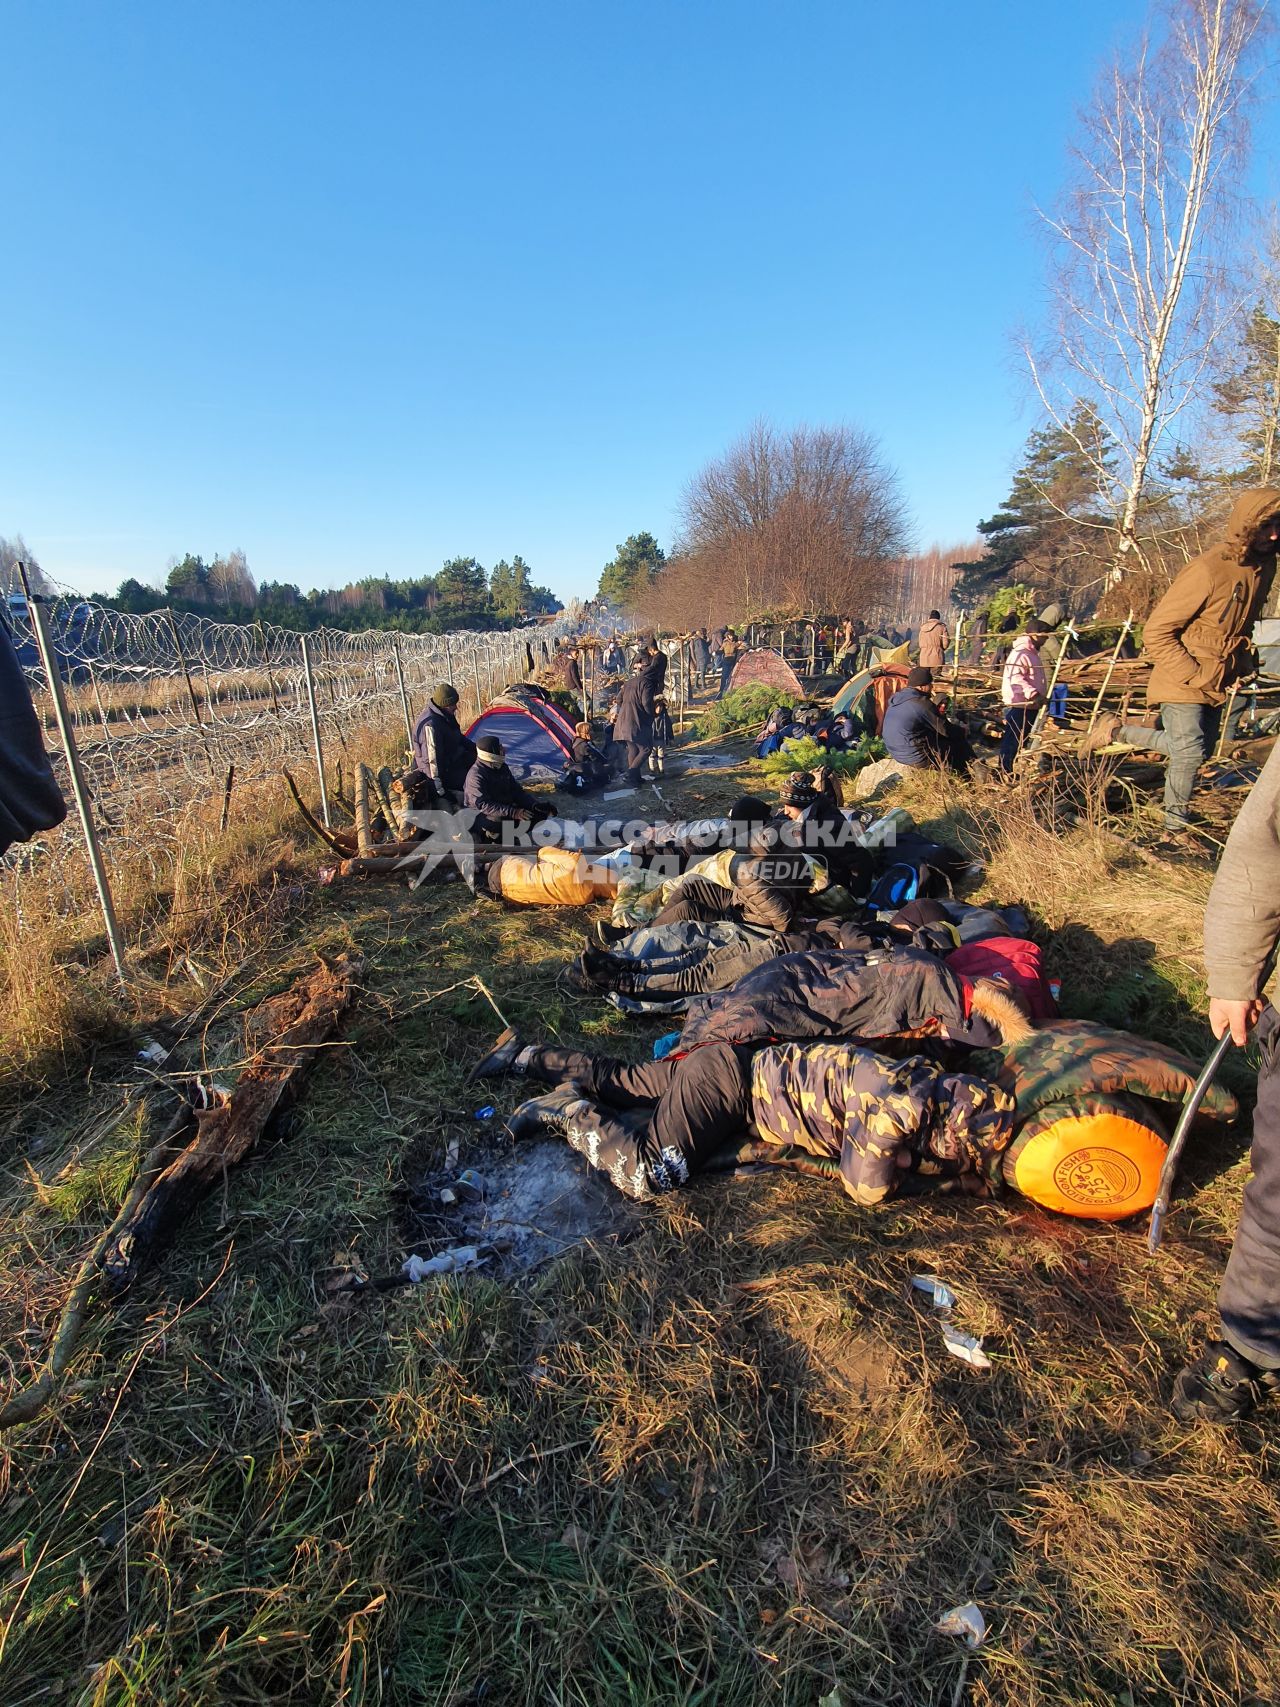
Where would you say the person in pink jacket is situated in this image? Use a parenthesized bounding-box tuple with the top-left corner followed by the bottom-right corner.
(999, 620, 1049, 775)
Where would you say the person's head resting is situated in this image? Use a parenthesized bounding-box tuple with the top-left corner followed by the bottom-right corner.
(475, 735, 505, 768)
(907, 666, 934, 694)
(727, 794, 771, 835)
(1025, 620, 1051, 650)
(431, 683, 460, 712)
(928, 609, 941, 622)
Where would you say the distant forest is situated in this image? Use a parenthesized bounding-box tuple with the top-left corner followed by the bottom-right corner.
(89, 551, 562, 633)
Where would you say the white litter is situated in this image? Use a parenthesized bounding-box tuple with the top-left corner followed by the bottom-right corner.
(911, 1274, 991, 1371)
(136, 1039, 170, 1066)
(911, 1274, 956, 1311)
(939, 1323, 993, 1370)
(935, 1602, 986, 1648)
(403, 1245, 482, 1282)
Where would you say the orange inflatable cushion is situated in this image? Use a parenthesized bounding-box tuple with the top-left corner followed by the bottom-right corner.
(1001, 1094, 1168, 1221)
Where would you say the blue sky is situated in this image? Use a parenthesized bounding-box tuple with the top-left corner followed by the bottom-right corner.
(3, 1, 1275, 603)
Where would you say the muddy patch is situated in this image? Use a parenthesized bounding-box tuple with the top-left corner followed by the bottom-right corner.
(405, 1136, 635, 1274)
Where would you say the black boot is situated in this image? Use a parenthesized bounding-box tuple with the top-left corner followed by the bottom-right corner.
(471, 1026, 525, 1081)
(505, 1083, 585, 1142)
(591, 918, 630, 950)
(1171, 1339, 1280, 1423)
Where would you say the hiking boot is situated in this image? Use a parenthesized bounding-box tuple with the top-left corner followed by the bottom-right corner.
(1171, 1339, 1280, 1423)
(591, 918, 630, 950)
(558, 955, 608, 997)
(470, 1026, 525, 1081)
(1078, 713, 1124, 758)
(505, 1083, 585, 1141)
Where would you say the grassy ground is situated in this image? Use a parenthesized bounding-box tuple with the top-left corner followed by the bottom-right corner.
(2, 713, 1279, 1706)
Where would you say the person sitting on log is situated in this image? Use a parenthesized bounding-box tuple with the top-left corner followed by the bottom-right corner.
(463, 736, 552, 841)
(412, 683, 476, 803)
(473, 1032, 1015, 1205)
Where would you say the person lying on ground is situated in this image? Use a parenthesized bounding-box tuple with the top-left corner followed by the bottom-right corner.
(412, 682, 477, 802)
(463, 736, 553, 840)
(479, 1034, 1015, 1204)
(882, 668, 971, 773)
(623, 795, 773, 865)
(608, 816, 822, 934)
(569, 912, 963, 1010)
(674, 942, 1038, 1051)
(1081, 487, 1280, 840)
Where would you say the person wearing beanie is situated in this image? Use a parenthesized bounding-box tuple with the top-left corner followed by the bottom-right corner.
(610, 650, 663, 784)
(412, 682, 476, 802)
(881, 668, 968, 772)
(463, 735, 551, 839)
(999, 621, 1050, 776)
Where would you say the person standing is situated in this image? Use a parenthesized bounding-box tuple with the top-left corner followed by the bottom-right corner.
(999, 621, 1050, 776)
(917, 610, 950, 672)
(717, 628, 741, 698)
(611, 657, 658, 784)
(691, 628, 711, 682)
(1172, 740, 1280, 1420)
(1083, 489, 1280, 834)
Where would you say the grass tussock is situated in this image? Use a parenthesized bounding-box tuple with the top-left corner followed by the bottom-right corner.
(1, 712, 1278, 1706)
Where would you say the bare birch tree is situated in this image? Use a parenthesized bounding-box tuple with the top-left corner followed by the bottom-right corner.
(1027, 0, 1267, 591)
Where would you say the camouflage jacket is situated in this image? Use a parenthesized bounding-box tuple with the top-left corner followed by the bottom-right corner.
(968, 1019, 1239, 1125)
(749, 1043, 1016, 1206)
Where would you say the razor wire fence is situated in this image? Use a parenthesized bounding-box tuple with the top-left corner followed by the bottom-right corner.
(3, 593, 574, 962)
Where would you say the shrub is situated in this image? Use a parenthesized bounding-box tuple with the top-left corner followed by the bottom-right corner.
(759, 732, 885, 782)
(692, 685, 794, 738)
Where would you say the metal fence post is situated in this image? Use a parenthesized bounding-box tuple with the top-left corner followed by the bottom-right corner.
(391, 634, 415, 751)
(301, 634, 332, 826)
(18, 565, 129, 990)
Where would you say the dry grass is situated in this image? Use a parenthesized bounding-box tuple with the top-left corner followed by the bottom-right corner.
(2, 719, 1278, 1705)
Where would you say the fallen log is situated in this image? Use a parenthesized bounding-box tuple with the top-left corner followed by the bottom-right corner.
(99, 953, 363, 1293)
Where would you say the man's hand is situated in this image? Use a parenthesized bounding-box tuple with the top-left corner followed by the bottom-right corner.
(1209, 996, 1265, 1047)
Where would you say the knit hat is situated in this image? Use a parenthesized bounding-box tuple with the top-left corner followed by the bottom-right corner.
(907, 667, 934, 689)
(431, 683, 460, 710)
(779, 770, 818, 807)
(475, 735, 505, 766)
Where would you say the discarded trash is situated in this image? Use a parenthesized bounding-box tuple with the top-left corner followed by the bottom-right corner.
(935, 1602, 986, 1648)
(940, 1323, 993, 1370)
(911, 1274, 956, 1311)
(136, 1039, 170, 1066)
(911, 1274, 991, 1371)
(445, 1138, 461, 1168)
(653, 1031, 680, 1060)
(455, 1168, 485, 1200)
(438, 1187, 457, 1206)
(474, 1104, 496, 1122)
(603, 787, 637, 800)
(403, 1245, 482, 1282)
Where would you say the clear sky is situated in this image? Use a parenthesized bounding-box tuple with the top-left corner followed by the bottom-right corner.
(3, 1, 1276, 603)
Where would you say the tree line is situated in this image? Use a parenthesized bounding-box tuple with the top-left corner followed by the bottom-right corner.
(90, 551, 561, 633)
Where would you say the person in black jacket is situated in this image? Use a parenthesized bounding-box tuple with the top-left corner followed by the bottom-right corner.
(1, 608, 66, 857)
(611, 657, 660, 784)
(412, 684, 476, 801)
(463, 736, 551, 840)
(559, 722, 610, 794)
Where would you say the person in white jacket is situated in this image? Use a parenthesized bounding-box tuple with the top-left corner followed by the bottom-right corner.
(998, 621, 1049, 775)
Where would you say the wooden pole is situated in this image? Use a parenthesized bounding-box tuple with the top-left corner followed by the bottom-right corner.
(301, 634, 332, 827)
(19, 566, 128, 988)
(1086, 614, 1135, 730)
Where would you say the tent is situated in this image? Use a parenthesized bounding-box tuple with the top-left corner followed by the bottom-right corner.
(727, 647, 805, 699)
(831, 666, 876, 719)
(464, 685, 578, 781)
(829, 664, 912, 736)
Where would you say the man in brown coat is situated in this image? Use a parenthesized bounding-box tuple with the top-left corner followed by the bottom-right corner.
(917, 610, 950, 671)
(1084, 488, 1280, 833)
